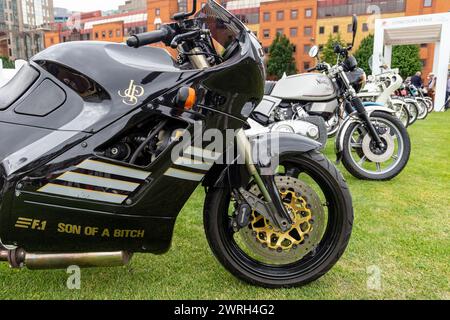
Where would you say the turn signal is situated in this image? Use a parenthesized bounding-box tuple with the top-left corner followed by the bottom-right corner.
(176, 87, 196, 110)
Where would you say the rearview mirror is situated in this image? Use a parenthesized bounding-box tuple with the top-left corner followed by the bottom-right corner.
(309, 45, 319, 58)
(351, 15, 358, 48)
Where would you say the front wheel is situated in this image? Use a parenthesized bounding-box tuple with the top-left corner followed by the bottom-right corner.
(341, 111, 411, 181)
(416, 98, 429, 120)
(405, 101, 419, 126)
(392, 103, 410, 128)
(424, 97, 434, 113)
(204, 151, 353, 288)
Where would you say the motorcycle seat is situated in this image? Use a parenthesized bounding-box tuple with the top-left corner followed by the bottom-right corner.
(264, 81, 277, 95)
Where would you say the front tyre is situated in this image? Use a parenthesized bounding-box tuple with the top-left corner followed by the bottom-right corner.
(416, 99, 429, 120)
(204, 151, 353, 288)
(341, 111, 411, 181)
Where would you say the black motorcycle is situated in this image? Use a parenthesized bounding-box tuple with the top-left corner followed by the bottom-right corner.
(0, 0, 353, 288)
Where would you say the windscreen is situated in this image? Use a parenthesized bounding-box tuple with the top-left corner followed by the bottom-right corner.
(195, 0, 247, 54)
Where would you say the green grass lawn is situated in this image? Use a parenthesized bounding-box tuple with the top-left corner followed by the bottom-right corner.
(1, 112, 449, 300)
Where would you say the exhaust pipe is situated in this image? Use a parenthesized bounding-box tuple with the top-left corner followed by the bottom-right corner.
(0, 248, 132, 270)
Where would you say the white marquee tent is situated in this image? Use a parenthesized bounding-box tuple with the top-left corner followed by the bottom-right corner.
(373, 12, 450, 111)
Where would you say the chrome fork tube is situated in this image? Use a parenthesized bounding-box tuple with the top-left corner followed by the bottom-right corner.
(235, 129, 272, 202)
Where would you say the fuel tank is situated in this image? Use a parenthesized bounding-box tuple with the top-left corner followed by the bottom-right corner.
(270, 73, 336, 101)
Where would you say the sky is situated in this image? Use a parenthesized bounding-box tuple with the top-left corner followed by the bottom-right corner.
(53, 0, 126, 12)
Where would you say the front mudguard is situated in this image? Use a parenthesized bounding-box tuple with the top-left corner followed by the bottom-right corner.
(203, 132, 321, 189)
(335, 105, 396, 163)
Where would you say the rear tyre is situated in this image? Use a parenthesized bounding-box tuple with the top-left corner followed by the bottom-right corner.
(204, 151, 353, 288)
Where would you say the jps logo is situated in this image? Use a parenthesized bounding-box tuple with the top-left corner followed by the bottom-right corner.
(118, 80, 145, 106)
(15, 217, 47, 231)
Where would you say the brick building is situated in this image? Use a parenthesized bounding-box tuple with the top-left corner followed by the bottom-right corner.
(39, 0, 449, 77)
(44, 10, 147, 47)
(259, 0, 317, 72)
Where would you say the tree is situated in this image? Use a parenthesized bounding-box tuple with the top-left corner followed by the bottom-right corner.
(354, 34, 422, 79)
(391, 45, 422, 79)
(0, 56, 14, 69)
(354, 34, 374, 75)
(267, 34, 297, 79)
(320, 33, 346, 65)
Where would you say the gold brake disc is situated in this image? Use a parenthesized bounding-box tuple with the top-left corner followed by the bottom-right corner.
(239, 176, 326, 265)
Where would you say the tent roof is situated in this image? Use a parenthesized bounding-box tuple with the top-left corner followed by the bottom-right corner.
(378, 12, 450, 46)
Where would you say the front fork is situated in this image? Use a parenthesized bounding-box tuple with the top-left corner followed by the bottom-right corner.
(346, 97, 385, 149)
(235, 129, 293, 232)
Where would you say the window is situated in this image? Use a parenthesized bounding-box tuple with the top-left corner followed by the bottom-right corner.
(363, 23, 369, 32)
(263, 47, 269, 54)
(263, 12, 270, 21)
(423, 0, 432, 7)
(155, 23, 161, 30)
(291, 9, 298, 20)
(263, 29, 270, 38)
(333, 25, 339, 33)
(276, 28, 283, 35)
(304, 62, 310, 71)
(304, 44, 311, 54)
(109, 30, 113, 38)
(421, 59, 427, 67)
(305, 8, 312, 18)
(95, 32, 99, 39)
(276, 11, 284, 21)
(290, 27, 298, 37)
(347, 24, 352, 33)
(116, 29, 121, 37)
(304, 26, 312, 36)
(421, 43, 428, 48)
(102, 31, 106, 38)
(155, 8, 160, 16)
(319, 26, 325, 34)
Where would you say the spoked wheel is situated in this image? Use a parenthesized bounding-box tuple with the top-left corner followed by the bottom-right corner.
(405, 101, 418, 126)
(416, 98, 429, 120)
(325, 114, 340, 138)
(392, 103, 410, 128)
(204, 152, 353, 288)
(341, 111, 411, 181)
(424, 97, 434, 113)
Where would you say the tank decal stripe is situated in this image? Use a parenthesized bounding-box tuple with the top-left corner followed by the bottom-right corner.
(38, 183, 128, 204)
(173, 157, 213, 172)
(57, 172, 140, 192)
(164, 168, 204, 182)
(76, 160, 151, 180)
(183, 146, 222, 163)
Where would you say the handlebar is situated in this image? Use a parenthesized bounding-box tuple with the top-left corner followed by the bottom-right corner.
(127, 26, 171, 48)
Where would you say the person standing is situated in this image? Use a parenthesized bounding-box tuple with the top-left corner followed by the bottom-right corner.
(410, 71, 423, 88)
(426, 73, 436, 101)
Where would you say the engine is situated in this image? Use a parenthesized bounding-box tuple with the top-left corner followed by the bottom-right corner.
(271, 102, 328, 148)
(99, 117, 186, 167)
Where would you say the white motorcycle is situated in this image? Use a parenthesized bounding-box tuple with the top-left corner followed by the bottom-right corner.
(358, 65, 413, 128)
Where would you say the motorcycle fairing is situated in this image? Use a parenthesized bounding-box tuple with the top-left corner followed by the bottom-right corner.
(0, 29, 265, 254)
(0, 42, 197, 133)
